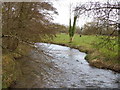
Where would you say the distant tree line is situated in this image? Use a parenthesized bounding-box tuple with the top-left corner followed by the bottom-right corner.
(82, 21, 118, 36)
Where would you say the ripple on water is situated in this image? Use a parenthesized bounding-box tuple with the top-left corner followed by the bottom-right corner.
(36, 43, 120, 88)
(13, 43, 120, 88)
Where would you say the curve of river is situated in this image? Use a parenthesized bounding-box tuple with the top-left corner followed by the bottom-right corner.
(12, 43, 120, 88)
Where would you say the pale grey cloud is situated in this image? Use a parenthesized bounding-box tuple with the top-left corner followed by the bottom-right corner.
(51, 0, 112, 27)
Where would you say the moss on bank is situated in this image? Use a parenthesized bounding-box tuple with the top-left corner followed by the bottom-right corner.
(44, 33, 120, 73)
(2, 43, 31, 88)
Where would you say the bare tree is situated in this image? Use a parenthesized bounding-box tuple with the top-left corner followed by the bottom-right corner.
(74, 0, 120, 52)
(75, 0, 119, 35)
(2, 2, 58, 51)
(69, 3, 79, 43)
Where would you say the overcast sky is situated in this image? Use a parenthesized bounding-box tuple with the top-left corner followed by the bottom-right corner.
(51, 0, 110, 27)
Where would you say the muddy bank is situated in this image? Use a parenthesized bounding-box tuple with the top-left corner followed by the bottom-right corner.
(44, 42, 120, 73)
(2, 43, 32, 88)
(10, 47, 61, 88)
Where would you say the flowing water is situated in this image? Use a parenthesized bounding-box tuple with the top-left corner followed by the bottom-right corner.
(12, 43, 120, 88)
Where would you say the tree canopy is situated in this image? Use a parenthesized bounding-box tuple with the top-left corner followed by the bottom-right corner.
(2, 2, 58, 43)
(2, 2, 59, 51)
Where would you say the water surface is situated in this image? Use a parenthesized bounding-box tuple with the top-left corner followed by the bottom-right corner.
(12, 43, 120, 88)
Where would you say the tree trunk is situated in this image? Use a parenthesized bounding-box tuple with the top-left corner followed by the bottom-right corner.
(69, 36, 73, 43)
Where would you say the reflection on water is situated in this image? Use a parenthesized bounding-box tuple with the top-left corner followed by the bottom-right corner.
(34, 43, 120, 88)
(12, 43, 120, 88)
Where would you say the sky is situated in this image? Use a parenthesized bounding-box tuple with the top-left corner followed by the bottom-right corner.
(51, 0, 111, 27)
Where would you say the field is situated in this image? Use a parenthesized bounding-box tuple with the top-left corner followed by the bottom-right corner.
(45, 33, 120, 72)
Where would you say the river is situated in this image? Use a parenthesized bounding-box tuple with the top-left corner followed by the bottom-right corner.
(11, 43, 120, 88)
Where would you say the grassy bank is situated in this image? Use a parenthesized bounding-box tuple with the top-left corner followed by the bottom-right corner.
(44, 33, 120, 72)
(2, 43, 32, 88)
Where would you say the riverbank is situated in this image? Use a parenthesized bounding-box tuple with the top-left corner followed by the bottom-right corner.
(9, 43, 120, 88)
(2, 43, 32, 88)
(44, 33, 120, 73)
(2, 33, 119, 88)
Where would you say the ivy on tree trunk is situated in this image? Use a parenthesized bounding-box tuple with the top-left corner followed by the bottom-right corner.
(69, 16, 77, 43)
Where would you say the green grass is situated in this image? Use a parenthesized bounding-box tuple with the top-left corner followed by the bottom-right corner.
(44, 33, 119, 72)
(52, 33, 118, 60)
(54, 33, 97, 46)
